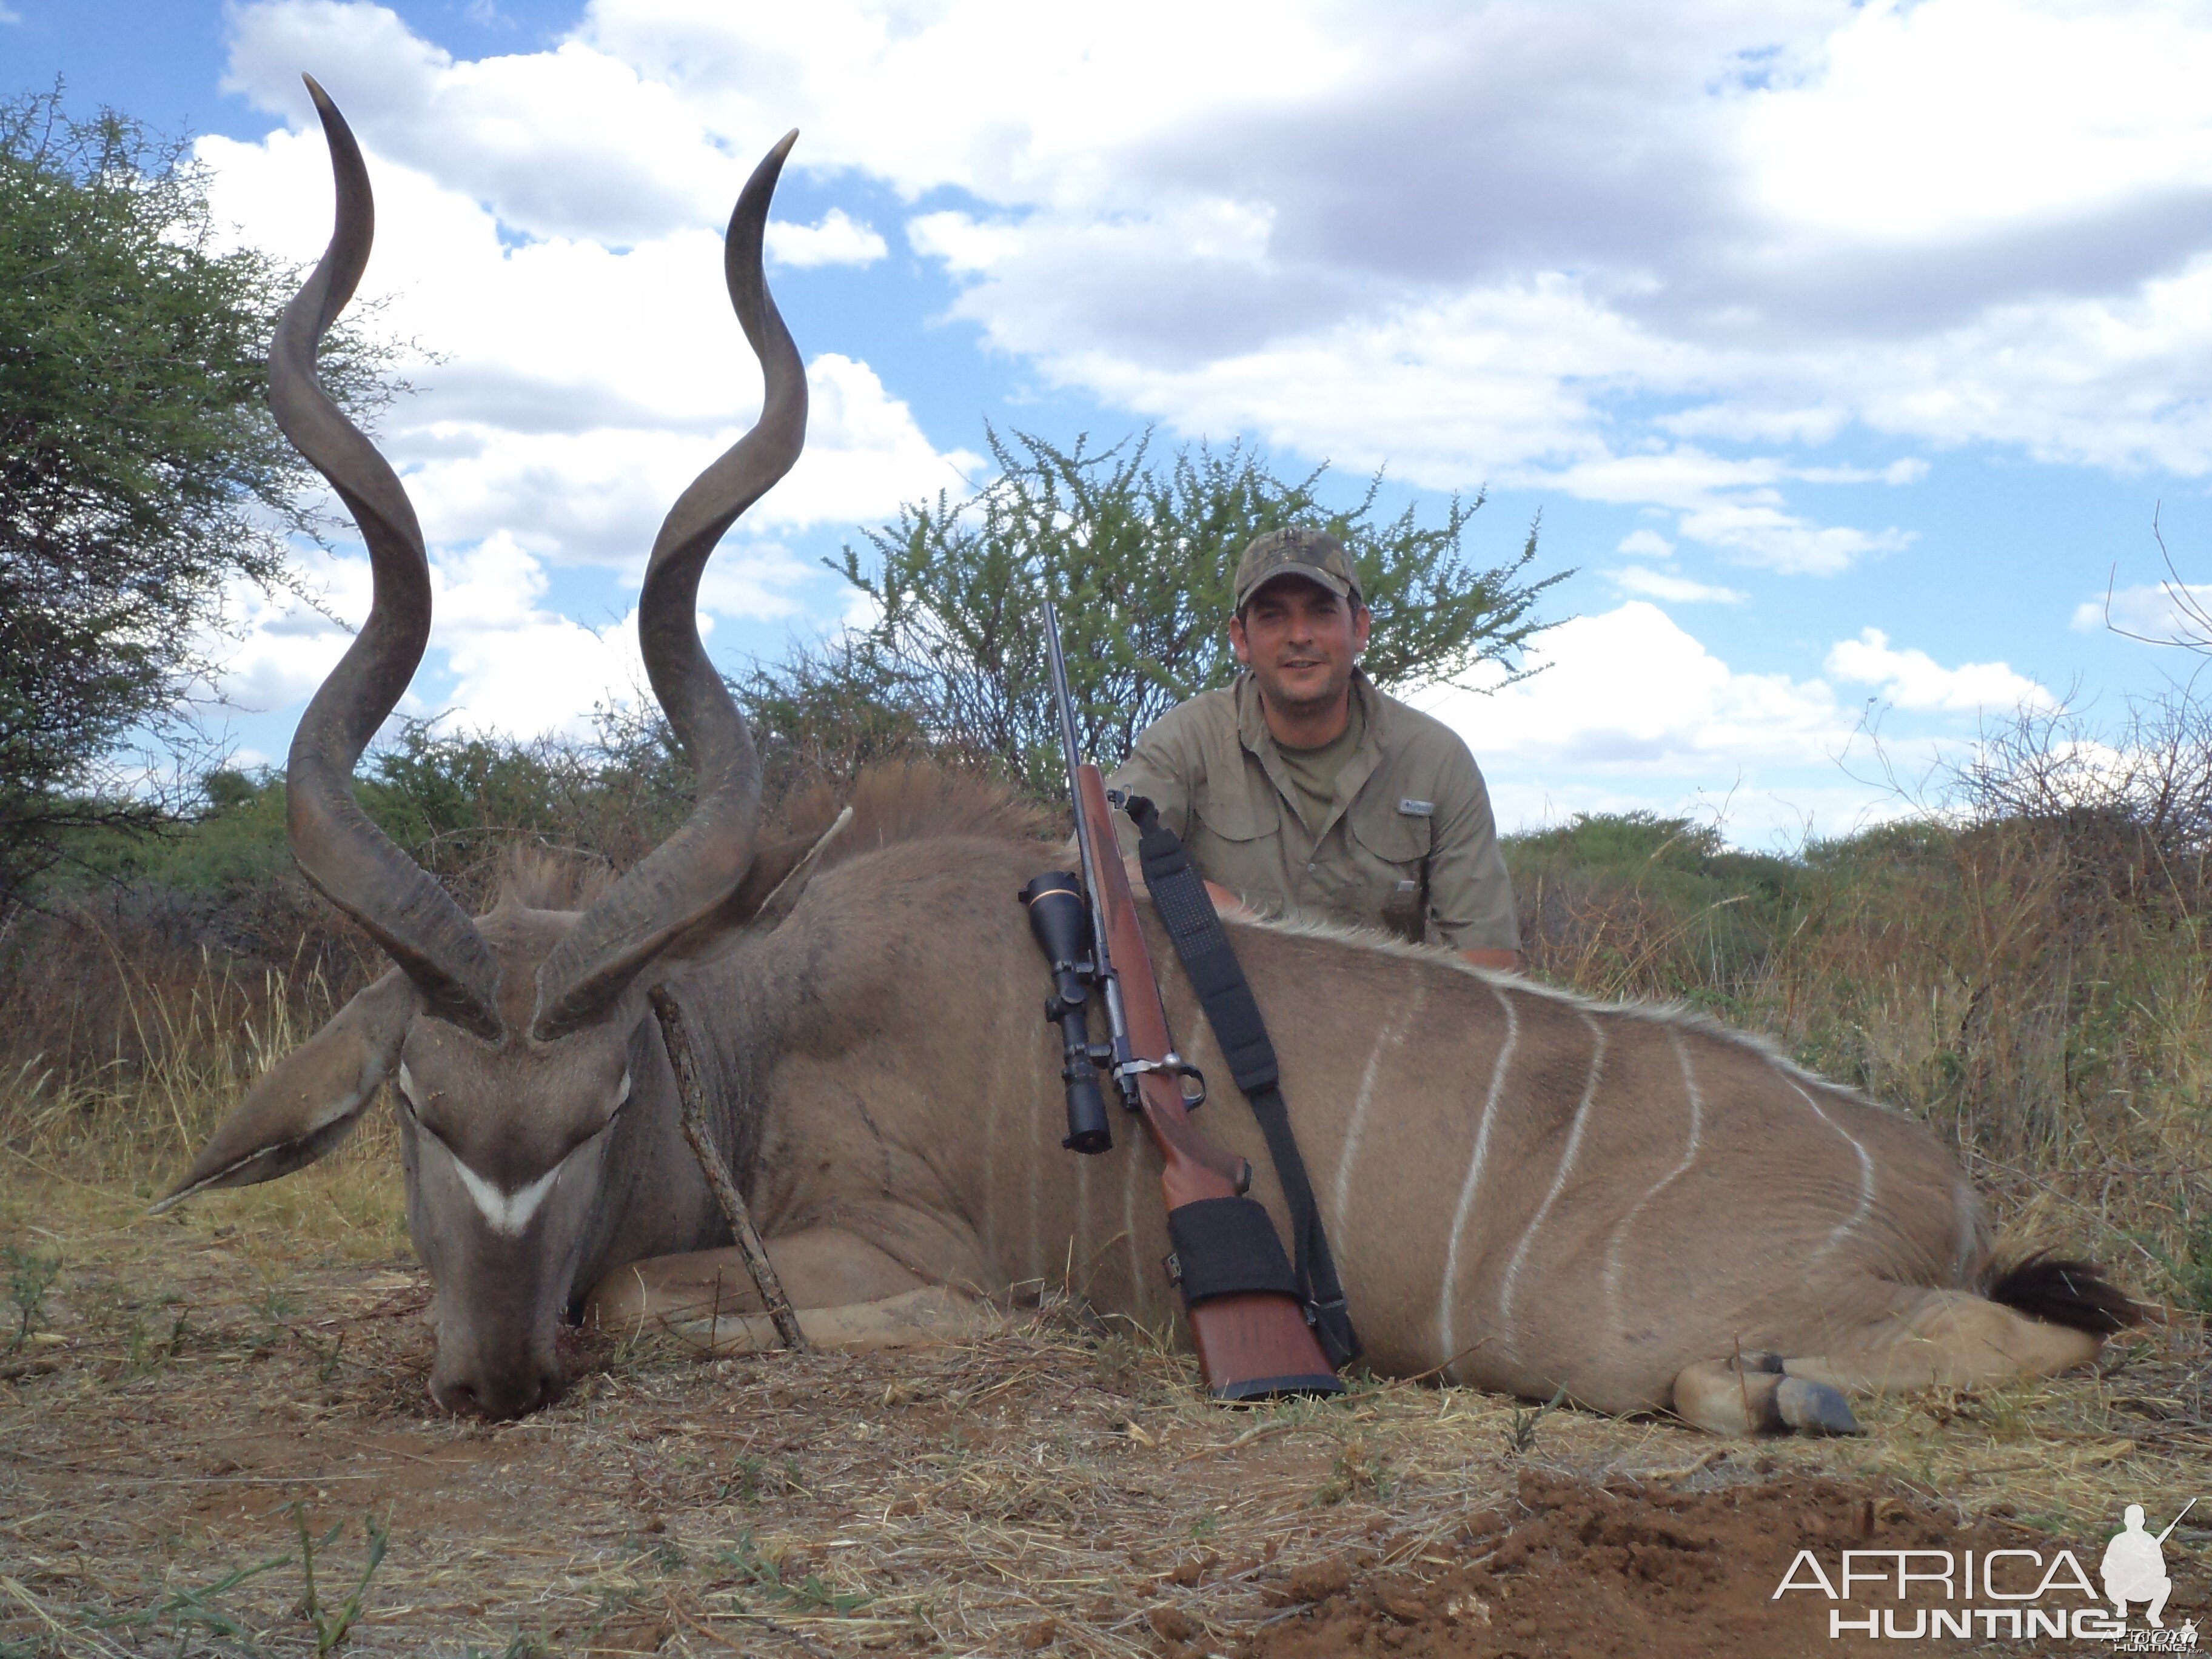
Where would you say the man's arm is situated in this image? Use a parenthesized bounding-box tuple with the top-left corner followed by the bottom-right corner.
(1419, 749, 1521, 973)
(1105, 707, 1202, 856)
(1107, 710, 1248, 912)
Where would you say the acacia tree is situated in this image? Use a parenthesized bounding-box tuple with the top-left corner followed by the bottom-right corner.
(833, 427, 1566, 796)
(0, 90, 394, 908)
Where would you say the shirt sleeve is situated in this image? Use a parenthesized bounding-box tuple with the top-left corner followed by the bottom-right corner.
(1105, 709, 1200, 858)
(1423, 749, 1518, 954)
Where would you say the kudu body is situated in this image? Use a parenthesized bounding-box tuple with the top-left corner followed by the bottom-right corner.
(166, 87, 2131, 1430)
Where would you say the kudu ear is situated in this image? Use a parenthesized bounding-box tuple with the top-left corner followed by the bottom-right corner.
(742, 804, 853, 930)
(151, 970, 416, 1213)
(663, 805, 853, 963)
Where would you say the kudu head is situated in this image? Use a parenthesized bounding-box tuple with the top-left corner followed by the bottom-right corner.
(156, 79, 816, 1418)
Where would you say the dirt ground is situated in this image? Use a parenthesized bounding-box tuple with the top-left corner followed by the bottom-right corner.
(1235, 1473, 2099, 1659)
(4, 1179, 2210, 1657)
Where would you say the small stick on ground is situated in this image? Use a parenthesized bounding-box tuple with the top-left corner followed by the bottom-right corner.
(648, 985, 805, 1350)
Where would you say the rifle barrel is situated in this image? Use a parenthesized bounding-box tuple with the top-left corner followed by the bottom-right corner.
(1042, 597, 1133, 1091)
(1042, 599, 1103, 960)
(2157, 1496, 2200, 1544)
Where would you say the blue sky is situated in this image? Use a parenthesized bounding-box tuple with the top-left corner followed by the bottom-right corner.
(11, 0, 2212, 846)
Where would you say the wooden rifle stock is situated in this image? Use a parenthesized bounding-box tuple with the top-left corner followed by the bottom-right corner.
(1074, 765, 1339, 1398)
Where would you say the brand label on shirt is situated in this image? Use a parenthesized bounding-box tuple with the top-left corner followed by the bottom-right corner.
(1398, 799, 1435, 817)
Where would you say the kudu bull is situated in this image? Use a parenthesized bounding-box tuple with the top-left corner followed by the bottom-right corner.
(163, 84, 2135, 1431)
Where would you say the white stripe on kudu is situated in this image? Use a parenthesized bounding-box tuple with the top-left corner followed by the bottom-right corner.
(1497, 1013, 1606, 1360)
(1437, 985, 1520, 1372)
(1329, 975, 1427, 1239)
(1602, 1030, 1704, 1338)
(1788, 1077, 1877, 1258)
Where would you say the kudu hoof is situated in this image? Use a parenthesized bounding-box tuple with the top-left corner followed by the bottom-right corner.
(1776, 1375, 1863, 1436)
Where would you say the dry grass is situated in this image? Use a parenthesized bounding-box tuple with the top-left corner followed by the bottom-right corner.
(3, 1176, 2208, 1658)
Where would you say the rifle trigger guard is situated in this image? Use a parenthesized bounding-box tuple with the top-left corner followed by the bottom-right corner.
(1119, 1053, 1207, 1110)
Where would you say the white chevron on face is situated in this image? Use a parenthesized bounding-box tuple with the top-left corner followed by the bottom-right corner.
(450, 1154, 565, 1238)
(401, 1062, 626, 1238)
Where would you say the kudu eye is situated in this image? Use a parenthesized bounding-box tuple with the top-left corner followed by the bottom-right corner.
(394, 1061, 459, 1154)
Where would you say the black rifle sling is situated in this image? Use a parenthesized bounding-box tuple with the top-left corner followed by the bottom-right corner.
(1124, 794, 1362, 1367)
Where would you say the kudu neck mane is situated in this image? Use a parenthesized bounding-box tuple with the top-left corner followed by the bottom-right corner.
(769, 763, 1056, 872)
(484, 764, 1053, 924)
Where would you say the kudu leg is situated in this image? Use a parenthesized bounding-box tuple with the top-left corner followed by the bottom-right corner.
(1775, 1289, 2103, 1394)
(1674, 1288, 2105, 1436)
(1672, 1352, 1862, 1437)
(694, 1286, 1003, 1354)
(582, 1227, 1001, 1353)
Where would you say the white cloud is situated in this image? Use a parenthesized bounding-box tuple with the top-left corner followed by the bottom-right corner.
(1616, 528, 1674, 558)
(210, 535, 659, 741)
(1540, 447, 1913, 575)
(207, 0, 2212, 591)
(209, 546, 373, 716)
(388, 355, 976, 567)
(2074, 580, 2212, 648)
(1824, 627, 2051, 714)
(430, 535, 652, 737)
(767, 207, 886, 268)
(1609, 567, 1748, 605)
(224, 1, 742, 242)
(1745, 0, 2212, 241)
(196, 119, 976, 574)
(1403, 605, 2058, 843)
(1418, 602, 1854, 774)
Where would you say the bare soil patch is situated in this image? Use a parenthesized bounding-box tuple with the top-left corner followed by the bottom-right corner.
(3, 1181, 2209, 1656)
(1235, 1471, 2089, 1659)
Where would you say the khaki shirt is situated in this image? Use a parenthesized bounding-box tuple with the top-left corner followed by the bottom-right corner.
(1108, 671, 1518, 951)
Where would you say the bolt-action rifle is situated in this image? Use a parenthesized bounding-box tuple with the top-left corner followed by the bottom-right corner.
(1022, 598, 1341, 1399)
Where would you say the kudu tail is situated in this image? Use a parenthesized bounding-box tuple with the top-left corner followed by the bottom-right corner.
(1985, 1250, 2145, 1335)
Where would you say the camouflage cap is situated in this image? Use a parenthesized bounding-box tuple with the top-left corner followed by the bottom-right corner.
(1233, 527, 1361, 611)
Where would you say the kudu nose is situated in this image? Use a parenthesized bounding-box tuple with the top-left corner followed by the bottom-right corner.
(431, 1362, 561, 1421)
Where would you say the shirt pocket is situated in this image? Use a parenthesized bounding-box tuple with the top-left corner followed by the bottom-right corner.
(1346, 806, 1434, 940)
(1190, 785, 1287, 914)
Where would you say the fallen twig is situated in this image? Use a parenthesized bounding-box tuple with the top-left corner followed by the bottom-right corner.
(649, 986, 805, 1351)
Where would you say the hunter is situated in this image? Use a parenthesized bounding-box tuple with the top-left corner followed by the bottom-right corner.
(1110, 527, 1521, 973)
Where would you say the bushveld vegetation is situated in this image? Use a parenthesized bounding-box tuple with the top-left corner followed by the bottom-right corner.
(0, 89, 400, 906)
(4, 679, 2209, 1320)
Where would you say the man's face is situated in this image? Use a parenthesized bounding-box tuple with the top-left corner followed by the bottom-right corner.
(1229, 575, 1372, 719)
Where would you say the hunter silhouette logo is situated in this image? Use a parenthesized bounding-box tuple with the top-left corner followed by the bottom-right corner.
(2103, 1501, 2203, 1652)
(2103, 1503, 2190, 1627)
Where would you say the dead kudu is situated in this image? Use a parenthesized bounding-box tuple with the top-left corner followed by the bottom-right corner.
(163, 86, 2136, 1431)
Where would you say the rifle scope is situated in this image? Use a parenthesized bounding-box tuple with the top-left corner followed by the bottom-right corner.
(1022, 871, 1113, 1155)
